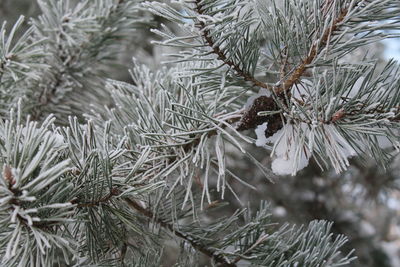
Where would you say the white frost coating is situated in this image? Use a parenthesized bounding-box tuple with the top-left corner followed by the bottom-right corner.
(255, 122, 268, 147)
(256, 122, 358, 175)
(260, 123, 311, 176)
(291, 79, 313, 99)
(270, 124, 310, 175)
(21, 126, 65, 148)
(293, 77, 365, 103)
(323, 124, 356, 173)
(271, 156, 309, 176)
(53, 132, 65, 147)
(251, 77, 392, 175)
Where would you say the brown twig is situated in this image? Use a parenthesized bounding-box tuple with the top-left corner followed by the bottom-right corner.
(194, 0, 273, 91)
(68, 186, 236, 266)
(279, 46, 290, 82)
(194, 1, 350, 132)
(195, 1, 348, 95)
(277, 8, 349, 94)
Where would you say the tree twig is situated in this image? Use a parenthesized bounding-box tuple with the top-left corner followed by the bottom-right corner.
(193, 1, 350, 132)
(33, 0, 127, 120)
(277, 8, 349, 94)
(70, 186, 236, 266)
(124, 198, 237, 267)
(231, 234, 270, 264)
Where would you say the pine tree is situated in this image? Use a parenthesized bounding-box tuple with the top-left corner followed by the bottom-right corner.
(0, 0, 399, 266)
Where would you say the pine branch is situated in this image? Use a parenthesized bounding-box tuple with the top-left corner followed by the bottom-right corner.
(73, 188, 121, 208)
(192, 2, 283, 133)
(124, 197, 236, 267)
(194, 0, 272, 91)
(193, 1, 352, 134)
(194, 1, 348, 96)
(67, 174, 235, 267)
(192, 2, 282, 135)
(31, 0, 137, 121)
(277, 6, 349, 94)
(231, 234, 269, 264)
(73, 184, 236, 267)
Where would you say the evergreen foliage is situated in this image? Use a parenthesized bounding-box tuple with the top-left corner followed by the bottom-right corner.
(0, 0, 399, 266)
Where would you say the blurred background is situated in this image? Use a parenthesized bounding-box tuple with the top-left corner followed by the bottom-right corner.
(1, 1, 399, 266)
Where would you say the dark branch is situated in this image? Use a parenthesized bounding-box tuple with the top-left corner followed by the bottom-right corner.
(124, 198, 237, 267)
(193, 1, 350, 132)
(70, 185, 236, 266)
(194, 1, 272, 91)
